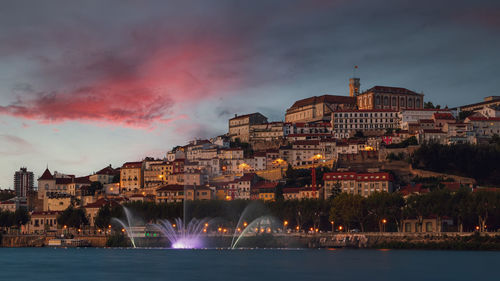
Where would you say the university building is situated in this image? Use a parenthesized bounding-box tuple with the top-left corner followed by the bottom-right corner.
(331, 110, 399, 138)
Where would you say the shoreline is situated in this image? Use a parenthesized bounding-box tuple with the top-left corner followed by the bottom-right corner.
(2, 232, 499, 251)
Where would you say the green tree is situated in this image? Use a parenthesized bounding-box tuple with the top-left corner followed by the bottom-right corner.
(450, 187, 472, 232)
(329, 193, 367, 231)
(57, 207, 89, 228)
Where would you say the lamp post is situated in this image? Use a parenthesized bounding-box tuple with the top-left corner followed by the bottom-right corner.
(283, 220, 288, 233)
(330, 221, 334, 232)
(382, 219, 387, 232)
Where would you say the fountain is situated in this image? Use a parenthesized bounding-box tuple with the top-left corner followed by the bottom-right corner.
(153, 217, 210, 249)
(230, 202, 281, 249)
(111, 206, 144, 248)
(112, 198, 284, 249)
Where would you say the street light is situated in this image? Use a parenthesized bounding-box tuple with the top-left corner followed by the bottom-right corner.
(330, 221, 334, 232)
(382, 219, 387, 232)
(283, 220, 288, 232)
(338, 225, 343, 232)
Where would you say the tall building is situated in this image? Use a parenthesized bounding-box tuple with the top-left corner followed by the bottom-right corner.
(14, 167, 34, 197)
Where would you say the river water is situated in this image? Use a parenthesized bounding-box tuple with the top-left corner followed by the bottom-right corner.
(0, 248, 497, 281)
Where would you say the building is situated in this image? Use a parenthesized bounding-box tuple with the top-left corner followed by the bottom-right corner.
(120, 161, 143, 192)
(43, 193, 72, 211)
(83, 198, 123, 226)
(0, 197, 27, 212)
(323, 171, 394, 198)
(89, 165, 118, 185)
(465, 116, 500, 137)
(457, 96, 500, 113)
(228, 113, 268, 142)
(155, 184, 213, 203)
(332, 109, 399, 138)
(249, 122, 284, 143)
(14, 167, 34, 198)
(399, 109, 451, 131)
(356, 86, 424, 111)
(417, 129, 447, 144)
(27, 211, 60, 234)
(285, 95, 356, 123)
(37, 168, 56, 200)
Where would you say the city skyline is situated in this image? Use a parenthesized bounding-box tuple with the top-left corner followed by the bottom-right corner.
(1, 0, 499, 189)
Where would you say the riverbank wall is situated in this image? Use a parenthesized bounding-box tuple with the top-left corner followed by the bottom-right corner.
(2, 232, 499, 249)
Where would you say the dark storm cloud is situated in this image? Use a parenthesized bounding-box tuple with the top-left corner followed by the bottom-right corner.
(0, 0, 499, 128)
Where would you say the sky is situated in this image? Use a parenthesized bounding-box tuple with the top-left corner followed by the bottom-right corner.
(0, 0, 499, 189)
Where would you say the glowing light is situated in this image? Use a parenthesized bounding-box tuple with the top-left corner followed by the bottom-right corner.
(382, 219, 387, 224)
(283, 220, 288, 226)
(243, 222, 248, 227)
(339, 226, 343, 231)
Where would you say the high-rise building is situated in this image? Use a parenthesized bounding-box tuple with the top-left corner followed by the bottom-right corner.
(14, 167, 34, 197)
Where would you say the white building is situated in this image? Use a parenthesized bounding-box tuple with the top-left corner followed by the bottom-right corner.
(332, 110, 399, 138)
(399, 109, 451, 130)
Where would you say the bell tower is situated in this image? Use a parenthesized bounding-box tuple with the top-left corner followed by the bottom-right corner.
(349, 78, 360, 97)
(349, 66, 360, 97)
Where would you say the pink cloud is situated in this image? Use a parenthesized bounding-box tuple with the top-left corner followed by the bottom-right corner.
(0, 36, 242, 129)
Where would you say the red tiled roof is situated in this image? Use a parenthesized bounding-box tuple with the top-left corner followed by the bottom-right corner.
(84, 198, 123, 209)
(122, 162, 142, 169)
(442, 182, 461, 191)
(399, 184, 429, 196)
(229, 113, 266, 121)
(283, 187, 301, 194)
(55, 178, 73, 185)
(466, 117, 500, 122)
(289, 95, 356, 109)
(293, 140, 320, 146)
(334, 109, 398, 113)
(363, 86, 421, 96)
(238, 173, 256, 182)
(38, 168, 54, 180)
(253, 182, 278, 189)
(96, 166, 117, 175)
(433, 113, 455, 120)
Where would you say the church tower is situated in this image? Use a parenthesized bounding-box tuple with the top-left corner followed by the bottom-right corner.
(349, 66, 360, 97)
(349, 77, 360, 97)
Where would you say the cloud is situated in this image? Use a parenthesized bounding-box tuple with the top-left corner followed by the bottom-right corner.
(0, 134, 35, 156)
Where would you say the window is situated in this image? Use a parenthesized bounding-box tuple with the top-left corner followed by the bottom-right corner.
(384, 96, 389, 106)
(425, 222, 433, 232)
(405, 223, 411, 232)
(392, 97, 397, 106)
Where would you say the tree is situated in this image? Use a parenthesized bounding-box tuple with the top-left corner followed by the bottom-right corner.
(328, 182, 342, 200)
(329, 193, 367, 231)
(13, 208, 30, 227)
(274, 184, 284, 201)
(95, 204, 124, 229)
(458, 110, 473, 121)
(89, 181, 104, 195)
(426, 189, 452, 232)
(57, 207, 89, 228)
(424, 101, 435, 109)
(470, 190, 498, 232)
(450, 187, 472, 232)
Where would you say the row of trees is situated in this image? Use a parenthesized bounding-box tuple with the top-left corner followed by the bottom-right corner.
(0, 208, 30, 229)
(87, 188, 499, 233)
(411, 142, 500, 186)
